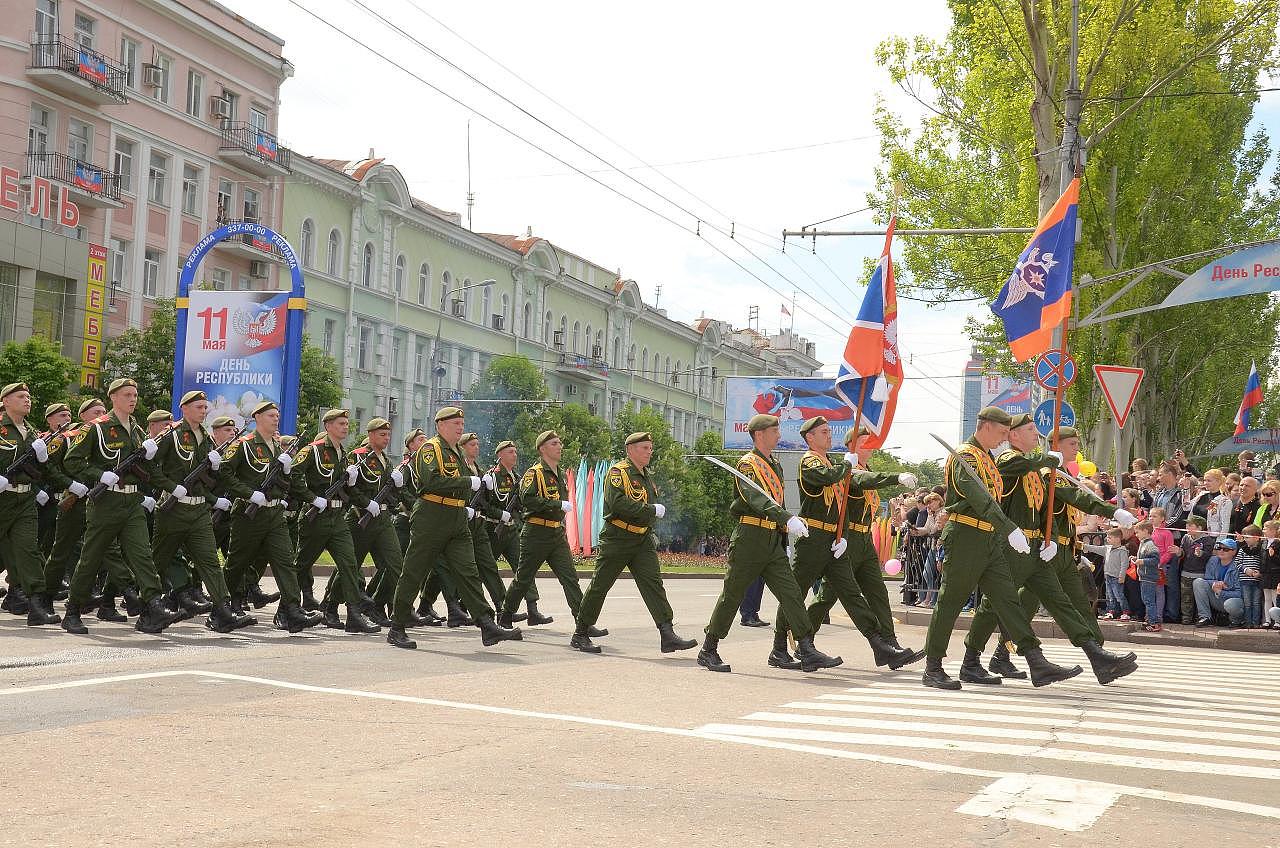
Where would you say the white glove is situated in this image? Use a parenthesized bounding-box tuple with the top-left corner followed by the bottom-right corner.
(561, 500, 572, 512)
(501, 510, 512, 525)
(1046, 451, 1063, 465)
(208, 451, 222, 471)
(465, 506, 476, 520)
(1008, 528, 1031, 554)
(898, 472, 918, 488)
(35, 490, 49, 506)
(99, 470, 120, 487)
(141, 438, 158, 460)
(311, 496, 327, 511)
(68, 480, 88, 498)
(276, 453, 293, 473)
(346, 466, 359, 486)
(842, 452, 858, 467)
(391, 468, 404, 487)
(32, 438, 48, 462)
(141, 495, 156, 512)
(831, 537, 848, 558)
(786, 515, 809, 537)
(482, 473, 496, 491)
(214, 497, 231, 511)
(1113, 509, 1136, 529)
(1040, 540, 1058, 561)
(171, 485, 187, 500)
(787, 545, 795, 561)
(365, 501, 381, 518)
(654, 503, 667, 519)
(249, 491, 268, 507)
(0, 474, 8, 492)
(470, 476, 482, 492)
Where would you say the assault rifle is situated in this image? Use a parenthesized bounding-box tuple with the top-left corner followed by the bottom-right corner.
(243, 431, 309, 519)
(300, 447, 376, 524)
(156, 425, 246, 514)
(492, 469, 523, 547)
(357, 454, 411, 529)
(81, 421, 180, 503)
(4, 419, 74, 481)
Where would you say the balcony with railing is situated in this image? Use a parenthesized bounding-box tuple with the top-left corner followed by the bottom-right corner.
(218, 122, 292, 177)
(555, 351, 609, 382)
(213, 214, 286, 264)
(26, 151, 122, 207)
(27, 37, 128, 105)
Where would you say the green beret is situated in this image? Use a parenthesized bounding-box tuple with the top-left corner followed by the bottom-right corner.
(459, 432, 478, 445)
(977, 405, 1013, 425)
(107, 378, 137, 396)
(179, 390, 207, 406)
(365, 417, 391, 432)
(321, 408, 349, 424)
(78, 398, 104, 416)
(495, 439, 516, 454)
(146, 409, 173, 423)
(44, 402, 70, 418)
(251, 400, 277, 417)
(625, 431, 652, 446)
(536, 430, 560, 449)
(747, 413, 779, 433)
(404, 427, 425, 448)
(799, 416, 827, 436)
(1055, 425, 1080, 439)
(0, 382, 28, 401)
(843, 426, 871, 446)
(1009, 412, 1034, 429)
(435, 406, 464, 422)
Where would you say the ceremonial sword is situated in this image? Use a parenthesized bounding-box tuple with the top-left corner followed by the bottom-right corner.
(692, 454, 783, 510)
(928, 433, 1005, 512)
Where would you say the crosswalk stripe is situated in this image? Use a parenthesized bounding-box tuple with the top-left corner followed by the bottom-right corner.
(862, 681, 1280, 715)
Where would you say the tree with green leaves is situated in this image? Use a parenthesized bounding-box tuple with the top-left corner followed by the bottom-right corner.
(297, 337, 342, 436)
(686, 430, 737, 541)
(0, 336, 79, 417)
(512, 399, 611, 471)
(609, 403, 705, 543)
(99, 299, 178, 415)
(464, 355, 550, 447)
(871, 0, 1280, 469)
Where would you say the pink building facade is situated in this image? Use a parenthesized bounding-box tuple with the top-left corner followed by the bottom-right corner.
(0, 0, 291, 389)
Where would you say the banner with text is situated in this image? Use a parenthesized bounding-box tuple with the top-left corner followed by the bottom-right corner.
(1159, 241, 1280, 309)
(724, 376, 864, 451)
(80, 243, 106, 388)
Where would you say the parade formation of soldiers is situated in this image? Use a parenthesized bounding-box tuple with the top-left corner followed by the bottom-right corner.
(0, 375, 1142, 690)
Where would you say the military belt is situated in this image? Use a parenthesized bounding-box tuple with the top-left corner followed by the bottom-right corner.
(802, 517, 838, 533)
(106, 484, 139, 494)
(172, 495, 205, 506)
(609, 518, 648, 534)
(527, 516, 562, 528)
(422, 493, 466, 508)
(846, 521, 871, 533)
(1057, 534, 1073, 545)
(326, 498, 343, 508)
(739, 515, 777, 531)
(3, 483, 31, 494)
(950, 513, 994, 532)
(1021, 528, 1042, 539)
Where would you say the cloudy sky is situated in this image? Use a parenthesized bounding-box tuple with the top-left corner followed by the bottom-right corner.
(219, 0, 1276, 461)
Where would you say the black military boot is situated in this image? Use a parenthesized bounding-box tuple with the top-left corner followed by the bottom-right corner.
(61, 601, 89, 635)
(122, 587, 143, 617)
(136, 596, 180, 634)
(321, 596, 343, 629)
(345, 604, 381, 634)
(988, 643, 1027, 679)
(177, 586, 212, 615)
(274, 601, 313, 634)
(1081, 640, 1139, 685)
(794, 636, 843, 672)
(868, 632, 901, 667)
(246, 583, 280, 609)
(767, 630, 802, 669)
(497, 609, 515, 628)
(387, 624, 417, 649)
(416, 597, 444, 626)
(697, 634, 731, 673)
(301, 587, 321, 612)
(477, 615, 523, 647)
(887, 642, 926, 670)
(26, 594, 60, 626)
(525, 599, 554, 625)
(1023, 647, 1083, 687)
(586, 624, 608, 637)
(958, 647, 1003, 685)
(2, 585, 30, 615)
(96, 591, 127, 623)
(361, 599, 393, 628)
(570, 624, 602, 654)
(191, 583, 212, 606)
(921, 655, 961, 690)
(658, 622, 696, 653)
(164, 591, 193, 622)
(206, 601, 253, 633)
(445, 596, 472, 628)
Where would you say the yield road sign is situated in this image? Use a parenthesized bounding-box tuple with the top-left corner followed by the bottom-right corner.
(1093, 365, 1145, 429)
(1034, 350, 1077, 391)
(1033, 399, 1076, 437)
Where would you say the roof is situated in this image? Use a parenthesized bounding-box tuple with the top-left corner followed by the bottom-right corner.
(301, 155, 460, 224)
(479, 233, 541, 255)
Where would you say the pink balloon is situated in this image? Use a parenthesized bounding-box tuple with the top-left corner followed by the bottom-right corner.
(884, 558, 903, 576)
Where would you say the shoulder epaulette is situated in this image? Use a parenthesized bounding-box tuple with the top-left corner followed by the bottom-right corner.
(239, 433, 254, 442)
(92, 414, 110, 424)
(310, 437, 326, 446)
(352, 446, 369, 455)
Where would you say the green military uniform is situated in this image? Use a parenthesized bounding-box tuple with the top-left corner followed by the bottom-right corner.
(147, 415, 232, 604)
(704, 446, 813, 640)
(462, 452, 508, 610)
(0, 408, 52, 602)
(219, 429, 305, 608)
(923, 435, 1042, 659)
(291, 430, 367, 610)
(63, 407, 166, 606)
(499, 442, 583, 621)
(486, 458, 539, 605)
(346, 437, 406, 610)
(577, 454, 674, 629)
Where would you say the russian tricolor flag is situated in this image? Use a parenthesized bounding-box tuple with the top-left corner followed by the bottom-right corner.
(1234, 360, 1263, 435)
(991, 179, 1078, 361)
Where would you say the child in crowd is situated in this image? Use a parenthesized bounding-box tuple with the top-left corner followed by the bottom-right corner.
(1178, 517, 1214, 625)
(1083, 528, 1131, 621)
(1132, 520, 1164, 631)
(1262, 520, 1280, 629)
(1149, 507, 1177, 624)
(1236, 524, 1265, 628)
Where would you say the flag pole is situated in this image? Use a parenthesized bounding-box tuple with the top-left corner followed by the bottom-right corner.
(835, 378, 868, 546)
(1042, 313, 1072, 545)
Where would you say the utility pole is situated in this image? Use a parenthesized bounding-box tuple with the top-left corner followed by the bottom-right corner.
(654, 283, 662, 308)
(1060, 0, 1083, 194)
(465, 119, 475, 231)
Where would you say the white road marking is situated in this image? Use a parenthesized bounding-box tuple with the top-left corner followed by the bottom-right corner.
(956, 775, 1121, 832)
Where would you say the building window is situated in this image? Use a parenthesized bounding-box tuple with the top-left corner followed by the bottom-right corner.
(216, 178, 233, 222)
(358, 324, 371, 370)
(299, 219, 315, 268)
(543, 311, 551, 343)
(440, 270, 452, 310)
(242, 187, 259, 222)
(73, 12, 95, 50)
(181, 164, 200, 216)
(418, 263, 430, 306)
(32, 273, 69, 342)
(249, 107, 268, 135)
(584, 324, 592, 354)
(500, 293, 509, 329)
(327, 228, 342, 277)
(641, 347, 648, 375)
(394, 254, 406, 297)
(628, 343, 636, 366)
(108, 239, 128, 287)
(613, 337, 621, 367)
(322, 318, 336, 356)
(185, 70, 203, 118)
(210, 267, 229, 290)
(119, 37, 139, 90)
(35, 1, 57, 41)
(460, 278, 472, 320)
(142, 248, 162, 298)
(222, 90, 239, 122)
(664, 356, 672, 380)
(28, 105, 52, 156)
(572, 321, 581, 354)
(481, 284, 492, 326)
(238, 274, 251, 291)
(522, 302, 531, 338)
(415, 340, 427, 384)
(559, 315, 567, 347)
(362, 243, 375, 288)
(391, 335, 402, 372)
(154, 55, 173, 105)
(113, 139, 134, 193)
(147, 151, 168, 204)
(66, 119, 91, 163)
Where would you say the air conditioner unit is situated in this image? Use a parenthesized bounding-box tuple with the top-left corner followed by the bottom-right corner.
(143, 64, 163, 88)
(491, 314, 504, 330)
(566, 384, 578, 396)
(210, 96, 231, 119)
(388, 397, 399, 416)
(591, 344, 602, 358)
(552, 330, 565, 349)
(672, 374, 680, 386)
(587, 402, 598, 415)
(451, 298, 466, 318)
(248, 260, 269, 279)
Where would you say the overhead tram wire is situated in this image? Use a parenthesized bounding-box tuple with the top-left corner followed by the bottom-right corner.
(341, 0, 859, 327)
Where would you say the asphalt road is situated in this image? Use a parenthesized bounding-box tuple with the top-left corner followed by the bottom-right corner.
(3, 577, 1279, 847)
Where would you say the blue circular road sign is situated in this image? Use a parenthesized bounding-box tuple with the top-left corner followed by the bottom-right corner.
(1033, 399, 1076, 437)
(1034, 349, 1077, 391)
